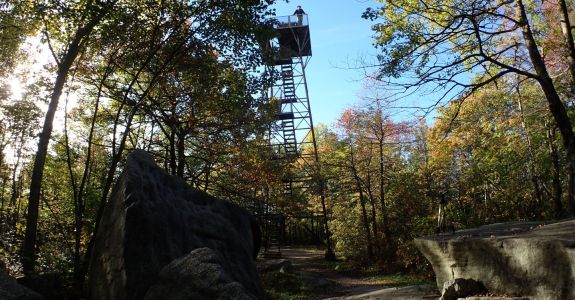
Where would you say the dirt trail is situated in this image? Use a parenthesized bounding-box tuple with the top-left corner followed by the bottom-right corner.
(264, 247, 439, 299)
(279, 248, 387, 297)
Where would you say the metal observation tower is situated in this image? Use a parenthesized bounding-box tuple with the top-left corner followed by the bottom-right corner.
(268, 14, 315, 187)
(260, 14, 334, 259)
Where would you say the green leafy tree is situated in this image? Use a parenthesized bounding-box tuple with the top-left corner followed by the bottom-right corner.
(22, 0, 116, 275)
(0, 1, 35, 76)
(428, 80, 561, 222)
(365, 0, 575, 215)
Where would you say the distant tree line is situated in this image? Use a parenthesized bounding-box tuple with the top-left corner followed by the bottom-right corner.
(318, 0, 575, 269)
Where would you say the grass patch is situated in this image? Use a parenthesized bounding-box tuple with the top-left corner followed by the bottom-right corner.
(260, 269, 336, 300)
(316, 257, 434, 287)
(366, 273, 434, 287)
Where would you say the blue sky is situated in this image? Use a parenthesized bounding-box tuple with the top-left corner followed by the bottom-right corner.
(271, 0, 380, 126)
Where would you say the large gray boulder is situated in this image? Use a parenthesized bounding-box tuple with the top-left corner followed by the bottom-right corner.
(0, 268, 43, 300)
(415, 220, 575, 300)
(144, 247, 256, 300)
(88, 150, 264, 300)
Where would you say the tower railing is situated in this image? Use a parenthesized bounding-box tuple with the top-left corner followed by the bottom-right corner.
(274, 14, 309, 28)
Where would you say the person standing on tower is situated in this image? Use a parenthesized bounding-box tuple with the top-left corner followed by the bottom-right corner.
(293, 5, 306, 25)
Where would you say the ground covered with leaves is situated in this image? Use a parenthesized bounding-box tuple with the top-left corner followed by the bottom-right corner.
(258, 247, 435, 299)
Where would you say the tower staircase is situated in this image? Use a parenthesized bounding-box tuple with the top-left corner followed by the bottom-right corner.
(280, 64, 298, 157)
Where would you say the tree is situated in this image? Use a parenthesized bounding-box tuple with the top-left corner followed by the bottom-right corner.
(319, 103, 416, 266)
(365, 0, 575, 215)
(22, 0, 116, 275)
(428, 79, 562, 221)
(0, 1, 35, 76)
(22, 0, 277, 277)
(2, 99, 41, 230)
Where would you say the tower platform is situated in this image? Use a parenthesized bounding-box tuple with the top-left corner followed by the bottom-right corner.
(271, 15, 312, 62)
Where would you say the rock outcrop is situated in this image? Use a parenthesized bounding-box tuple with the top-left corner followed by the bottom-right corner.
(441, 278, 487, 300)
(17, 273, 65, 300)
(144, 248, 256, 300)
(415, 220, 575, 300)
(88, 150, 264, 300)
(0, 268, 44, 300)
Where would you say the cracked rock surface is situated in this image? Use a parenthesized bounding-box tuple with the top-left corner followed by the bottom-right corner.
(415, 219, 575, 300)
(88, 150, 264, 300)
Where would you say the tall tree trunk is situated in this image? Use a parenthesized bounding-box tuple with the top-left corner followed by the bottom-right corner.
(9, 144, 22, 229)
(516, 0, 575, 216)
(456, 151, 465, 215)
(547, 123, 564, 218)
(515, 87, 544, 216)
(72, 60, 114, 292)
(21, 7, 109, 275)
(15, 175, 24, 228)
(22, 47, 76, 274)
(146, 121, 155, 152)
(0, 149, 5, 227)
(169, 129, 177, 175)
(176, 129, 186, 178)
(376, 112, 395, 263)
(365, 171, 378, 239)
(203, 161, 212, 192)
(378, 135, 388, 236)
(357, 186, 373, 259)
(63, 96, 82, 292)
(349, 144, 373, 259)
(0, 175, 6, 230)
(364, 164, 380, 256)
(559, 0, 575, 95)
